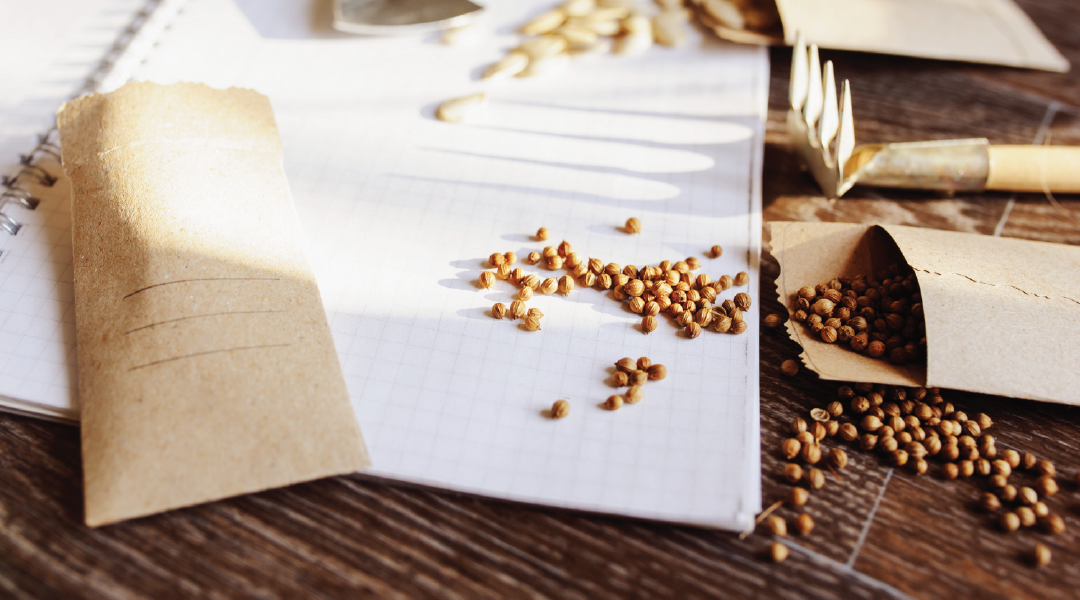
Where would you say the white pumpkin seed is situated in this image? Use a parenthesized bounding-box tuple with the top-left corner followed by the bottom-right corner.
(556, 24, 599, 47)
(516, 34, 569, 60)
(562, 0, 597, 17)
(436, 93, 487, 122)
(483, 51, 529, 80)
(653, 11, 688, 46)
(520, 9, 567, 35)
(516, 53, 570, 78)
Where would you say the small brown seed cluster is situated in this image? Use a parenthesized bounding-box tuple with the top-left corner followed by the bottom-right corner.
(482, 230, 752, 340)
(785, 380, 1070, 567)
(790, 264, 926, 365)
(606, 357, 666, 410)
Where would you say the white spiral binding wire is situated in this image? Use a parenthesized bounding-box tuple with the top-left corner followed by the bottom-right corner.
(0, 0, 187, 237)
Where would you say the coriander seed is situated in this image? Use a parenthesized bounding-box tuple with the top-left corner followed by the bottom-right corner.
(1001, 484, 1017, 502)
(524, 315, 542, 331)
(626, 385, 644, 404)
(989, 474, 1008, 488)
(648, 364, 667, 380)
(825, 421, 839, 437)
(859, 434, 878, 451)
(766, 515, 787, 537)
(616, 358, 636, 372)
(1022, 453, 1038, 470)
(731, 321, 748, 335)
(784, 463, 803, 484)
(781, 360, 799, 377)
(787, 487, 809, 506)
(527, 308, 544, 318)
(769, 542, 788, 563)
(1033, 502, 1049, 517)
(1001, 449, 1020, 469)
(642, 315, 658, 334)
(1035, 475, 1058, 497)
(782, 438, 801, 460)
(604, 395, 624, 410)
(801, 443, 822, 465)
(764, 313, 783, 328)
(631, 370, 649, 386)
(636, 357, 651, 370)
(1017, 506, 1036, 527)
(613, 372, 629, 387)
(519, 286, 533, 301)
(1019, 486, 1038, 505)
(625, 217, 642, 234)
(810, 408, 829, 422)
(1033, 543, 1051, 567)
(795, 513, 814, 535)
(540, 277, 558, 294)
(1000, 512, 1020, 532)
(526, 251, 541, 265)
(629, 297, 646, 314)
(861, 415, 883, 432)
(734, 271, 749, 286)
(489, 252, 506, 267)
(1040, 513, 1065, 534)
(805, 468, 825, 490)
(980, 492, 1001, 511)
(958, 459, 974, 477)
(536, 227, 550, 241)
(558, 275, 574, 296)
(943, 463, 959, 480)
(479, 271, 496, 289)
(1035, 460, 1056, 478)
(492, 303, 507, 319)
(551, 399, 570, 419)
(839, 423, 859, 442)
(496, 263, 512, 280)
(734, 292, 751, 311)
(510, 300, 526, 319)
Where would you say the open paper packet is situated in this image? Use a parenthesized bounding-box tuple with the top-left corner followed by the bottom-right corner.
(768, 222, 1080, 405)
(691, 0, 1069, 72)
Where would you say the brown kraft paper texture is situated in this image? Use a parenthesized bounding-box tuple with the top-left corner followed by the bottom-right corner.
(57, 82, 370, 526)
(769, 221, 1080, 405)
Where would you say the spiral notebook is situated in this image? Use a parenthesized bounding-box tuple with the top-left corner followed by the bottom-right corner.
(1, 0, 767, 528)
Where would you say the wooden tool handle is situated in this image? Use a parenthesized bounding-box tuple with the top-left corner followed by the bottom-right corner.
(986, 145, 1080, 193)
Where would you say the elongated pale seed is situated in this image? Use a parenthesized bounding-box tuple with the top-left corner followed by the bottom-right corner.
(562, 0, 596, 17)
(520, 9, 567, 35)
(653, 11, 688, 47)
(568, 38, 613, 56)
(587, 6, 630, 21)
(517, 53, 570, 78)
(517, 35, 569, 60)
(615, 30, 652, 55)
(436, 93, 486, 123)
(572, 17, 620, 36)
(555, 24, 598, 47)
(484, 51, 529, 80)
(441, 24, 479, 45)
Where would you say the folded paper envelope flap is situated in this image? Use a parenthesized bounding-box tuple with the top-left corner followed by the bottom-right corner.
(770, 221, 1080, 405)
(773, 0, 1069, 73)
(769, 221, 926, 387)
(57, 82, 370, 526)
(879, 225, 1080, 404)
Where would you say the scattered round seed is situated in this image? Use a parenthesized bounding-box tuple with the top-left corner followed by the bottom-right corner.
(1040, 513, 1065, 534)
(795, 513, 814, 535)
(492, 303, 507, 319)
(784, 463, 803, 484)
(827, 448, 848, 470)
(1000, 512, 1020, 532)
(536, 227, 550, 241)
(1033, 543, 1051, 567)
(781, 439, 801, 460)
(766, 515, 787, 536)
(805, 468, 825, 490)
(787, 487, 809, 507)
(764, 313, 783, 328)
(625, 217, 642, 234)
(641, 315, 658, 334)
(524, 315, 542, 331)
(734, 271, 749, 286)
(510, 300, 526, 319)
(647, 364, 667, 380)
(781, 360, 799, 377)
(769, 542, 789, 563)
(709, 245, 723, 258)
(1019, 486, 1038, 505)
(479, 271, 496, 289)
(1017, 506, 1037, 528)
(810, 408, 830, 422)
(1035, 475, 1058, 498)
(551, 399, 570, 419)
(604, 395, 624, 410)
(625, 385, 644, 404)
(980, 492, 1001, 511)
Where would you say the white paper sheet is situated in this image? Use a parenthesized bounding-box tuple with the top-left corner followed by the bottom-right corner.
(4, 0, 767, 528)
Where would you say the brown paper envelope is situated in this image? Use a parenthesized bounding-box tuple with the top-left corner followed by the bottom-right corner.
(57, 82, 370, 526)
(775, 0, 1069, 72)
(769, 222, 1080, 404)
(703, 0, 1068, 72)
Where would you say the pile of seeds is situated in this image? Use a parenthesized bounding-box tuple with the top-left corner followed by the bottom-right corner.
(788, 263, 925, 365)
(483, 224, 753, 339)
(765, 379, 1070, 566)
(605, 357, 666, 409)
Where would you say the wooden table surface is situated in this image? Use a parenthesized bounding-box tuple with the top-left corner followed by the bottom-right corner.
(3, 2, 1080, 598)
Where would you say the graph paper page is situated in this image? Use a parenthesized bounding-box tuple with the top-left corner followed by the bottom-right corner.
(144, 0, 765, 528)
(0, 0, 146, 420)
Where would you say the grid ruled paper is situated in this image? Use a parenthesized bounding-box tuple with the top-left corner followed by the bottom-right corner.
(0, 0, 146, 419)
(9, 0, 767, 528)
